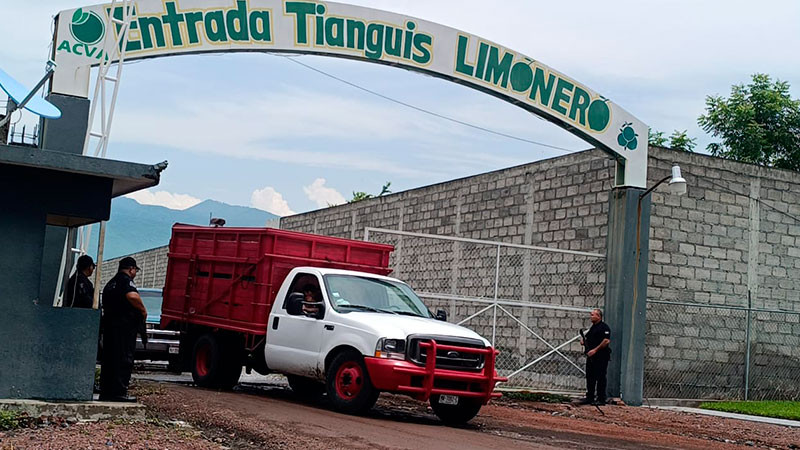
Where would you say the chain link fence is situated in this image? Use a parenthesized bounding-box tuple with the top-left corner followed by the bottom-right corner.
(644, 300, 800, 401)
(364, 227, 606, 392)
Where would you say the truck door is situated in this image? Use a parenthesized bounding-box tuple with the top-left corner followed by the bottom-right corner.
(265, 272, 325, 377)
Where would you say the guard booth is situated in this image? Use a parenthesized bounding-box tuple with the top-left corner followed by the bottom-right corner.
(0, 143, 165, 400)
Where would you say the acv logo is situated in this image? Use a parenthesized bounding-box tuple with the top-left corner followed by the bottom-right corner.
(617, 122, 638, 150)
(70, 8, 105, 45)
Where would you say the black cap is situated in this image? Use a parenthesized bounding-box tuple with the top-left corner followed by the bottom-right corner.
(77, 255, 95, 270)
(118, 256, 140, 271)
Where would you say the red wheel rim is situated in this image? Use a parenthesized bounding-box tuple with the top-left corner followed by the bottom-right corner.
(335, 362, 364, 400)
(196, 342, 210, 377)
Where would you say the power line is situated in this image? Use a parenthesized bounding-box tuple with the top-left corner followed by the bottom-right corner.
(276, 55, 578, 153)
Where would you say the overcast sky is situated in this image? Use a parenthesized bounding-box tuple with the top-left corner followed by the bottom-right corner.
(2, 1, 799, 215)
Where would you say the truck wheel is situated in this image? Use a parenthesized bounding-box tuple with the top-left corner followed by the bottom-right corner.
(430, 395, 483, 425)
(191, 333, 240, 389)
(192, 334, 222, 388)
(326, 351, 379, 415)
(287, 375, 325, 400)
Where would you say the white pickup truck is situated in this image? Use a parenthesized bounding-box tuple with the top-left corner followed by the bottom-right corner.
(264, 267, 504, 423)
(161, 225, 505, 424)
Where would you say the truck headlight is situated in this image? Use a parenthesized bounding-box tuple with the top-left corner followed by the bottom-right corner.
(374, 338, 406, 360)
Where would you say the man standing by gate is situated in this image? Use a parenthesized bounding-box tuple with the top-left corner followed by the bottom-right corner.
(99, 257, 147, 402)
(579, 308, 611, 405)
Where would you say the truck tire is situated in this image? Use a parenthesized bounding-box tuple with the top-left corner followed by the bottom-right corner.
(430, 395, 483, 425)
(191, 333, 240, 389)
(287, 375, 325, 401)
(326, 351, 379, 415)
(216, 334, 242, 390)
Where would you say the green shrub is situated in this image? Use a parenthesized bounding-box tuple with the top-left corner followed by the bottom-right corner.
(0, 410, 23, 431)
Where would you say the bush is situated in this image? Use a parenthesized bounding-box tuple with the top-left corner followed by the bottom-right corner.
(0, 410, 23, 431)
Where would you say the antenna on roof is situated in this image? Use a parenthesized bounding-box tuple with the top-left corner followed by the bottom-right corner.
(0, 61, 62, 131)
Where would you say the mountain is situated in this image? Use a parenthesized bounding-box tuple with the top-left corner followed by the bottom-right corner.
(87, 198, 279, 259)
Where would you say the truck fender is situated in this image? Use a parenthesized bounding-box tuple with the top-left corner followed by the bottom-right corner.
(319, 332, 373, 375)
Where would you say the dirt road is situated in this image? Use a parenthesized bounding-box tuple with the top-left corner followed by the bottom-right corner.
(135, 379, 799, 449)
(3, 375, 799, 449)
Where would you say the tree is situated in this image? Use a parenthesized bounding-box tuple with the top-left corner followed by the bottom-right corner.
(698, 73, 800, 171)
(648, 129, 668, 146)
(649, 128, 695, 152)
(349, 182, 392, 203)
(668, 130, 696, 152)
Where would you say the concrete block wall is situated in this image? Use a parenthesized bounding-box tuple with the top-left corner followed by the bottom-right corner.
(282, 149, 613, 300)
(100, 246, 169, 290)
(644, 149, 800, 399)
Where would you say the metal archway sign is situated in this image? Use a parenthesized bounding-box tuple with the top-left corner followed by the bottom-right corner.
(52, 0, 648, 187)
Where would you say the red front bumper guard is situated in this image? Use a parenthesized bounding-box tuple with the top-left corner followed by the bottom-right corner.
(392, 340, 507, 404)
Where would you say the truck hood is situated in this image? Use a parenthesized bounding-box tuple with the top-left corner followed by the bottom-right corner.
(337, 312, 491, 346)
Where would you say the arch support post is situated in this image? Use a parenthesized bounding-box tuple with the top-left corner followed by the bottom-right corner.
(604, 187, 650, 406)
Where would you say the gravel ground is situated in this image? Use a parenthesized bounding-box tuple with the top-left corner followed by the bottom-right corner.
(2, 377, 800, 449)
(0, 417, 221, 450)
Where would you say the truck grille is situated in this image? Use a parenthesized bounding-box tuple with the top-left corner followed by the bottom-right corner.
(407, 335, 486, 371)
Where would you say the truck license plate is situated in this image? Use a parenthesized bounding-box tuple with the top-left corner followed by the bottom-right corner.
(168, 347, 179, 354)
(439, 395, 459, 405)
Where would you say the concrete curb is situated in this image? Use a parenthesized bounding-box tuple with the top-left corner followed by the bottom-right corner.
(654, 406, 800, 428)
(0, 399, 146, 422)
(642, 398, 705, 408)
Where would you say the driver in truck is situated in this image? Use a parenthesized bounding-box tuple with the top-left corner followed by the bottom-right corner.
(302, 284, 322, 315)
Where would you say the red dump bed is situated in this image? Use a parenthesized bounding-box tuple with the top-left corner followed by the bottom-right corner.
(160, 224, 393, 335)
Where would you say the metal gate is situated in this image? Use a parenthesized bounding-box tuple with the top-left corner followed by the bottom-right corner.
(364, 227, 606, 392)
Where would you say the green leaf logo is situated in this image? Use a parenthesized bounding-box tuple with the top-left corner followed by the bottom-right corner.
(617, 122, 638, 151)
(70, 8, 105, 45)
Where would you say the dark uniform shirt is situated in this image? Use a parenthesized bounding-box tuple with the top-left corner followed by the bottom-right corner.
(102, 272, 140, 326)
(64, 271, 94, 308)
(99, 271, 141, 399)
(585, 320, 611, 359)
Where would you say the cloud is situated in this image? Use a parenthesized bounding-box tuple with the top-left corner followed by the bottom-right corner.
(250, 186, 295, 216)
(125, 189, 202, 210)
(304, 178, 346, 208)
(110, 86, 452, 178)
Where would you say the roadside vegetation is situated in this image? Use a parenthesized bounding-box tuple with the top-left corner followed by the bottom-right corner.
(699, 401, 800, 421)
(0, 410, 27, 431)
(502, 391, 572, 403)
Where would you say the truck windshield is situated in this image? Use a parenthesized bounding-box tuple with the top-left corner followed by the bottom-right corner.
(324, 275, 432, 318)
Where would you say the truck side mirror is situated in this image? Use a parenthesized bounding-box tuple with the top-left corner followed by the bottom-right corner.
(286, 292, 304, 315)
(435, 309, 447, 322)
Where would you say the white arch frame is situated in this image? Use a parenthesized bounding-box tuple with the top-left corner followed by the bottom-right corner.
(51, 0, 648, 187)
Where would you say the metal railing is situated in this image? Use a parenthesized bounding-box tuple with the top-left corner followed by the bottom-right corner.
(364, 227, 606, 392)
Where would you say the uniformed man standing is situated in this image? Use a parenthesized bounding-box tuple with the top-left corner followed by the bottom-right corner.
(579, 308, 611, 405)
(99, 257, 147, 402)
(64, 255, 95, 308)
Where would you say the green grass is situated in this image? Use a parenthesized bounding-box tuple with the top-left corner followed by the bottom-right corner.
(502, 391, 572, 403)
(0, 410, 24, 431)
(699, 401, 800, 421)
